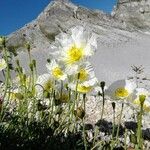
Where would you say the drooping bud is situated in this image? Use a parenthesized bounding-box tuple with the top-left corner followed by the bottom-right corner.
(74, 106, 85, 119)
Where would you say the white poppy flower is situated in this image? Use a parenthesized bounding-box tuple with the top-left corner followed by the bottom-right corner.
(106, 79, 136, 100)
(69, 77, 98, 93)
(36, 74, 54, 97)
(77, 62, 95, 81)
(46, 59, 67, 81)
(66, 61, 95, 80)
(53, 26, 97, 66)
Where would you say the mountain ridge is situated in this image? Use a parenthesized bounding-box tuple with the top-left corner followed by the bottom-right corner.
(6, 0, 141, 49)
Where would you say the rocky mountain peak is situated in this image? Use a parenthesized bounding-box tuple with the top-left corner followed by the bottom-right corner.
(5, 0, 150, 52)
(113, 0, 150, 30)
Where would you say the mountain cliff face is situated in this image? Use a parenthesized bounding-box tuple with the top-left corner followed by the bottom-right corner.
(1, 0, 150, 84)
(113, 0, 150, 30)
(6, 0, 136, 50)
(6, 0, 150, 50)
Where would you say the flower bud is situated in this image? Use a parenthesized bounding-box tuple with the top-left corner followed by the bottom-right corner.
(47, 59, 51, 63)
(15, 67, 19, 73)
(29, 63, 33, 71)
(74, 107, 85, 119)
(112, 102, 116, 111)
(43, 91, 50, 98)
(8, 63, 13, 70)
(15, 93, 24, 100)
(23, 74, 27, 83)
(16, 59, 20, 66)
(37, 101, 47, 111)
(19, 67, 23, 73)
(25, 42, 31, 52)
(27, 91, 33, 98)
(65, 83, 69, 90)
(77, 73, 80, 80)
(139, 94, 146, 105)
(83, 93, 86, 99)
(130, 133, 137, 144)
(100, 81, 105, 90)
(32, 59, 36, 68)
(98, 91, 101, 96)
(0, 97, 3, 110)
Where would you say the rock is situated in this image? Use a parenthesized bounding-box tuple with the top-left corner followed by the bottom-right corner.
(113, 0, 150, 30)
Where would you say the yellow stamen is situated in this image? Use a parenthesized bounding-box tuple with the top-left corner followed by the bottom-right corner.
(115, 87, 129, 99)
(52, 67, 64, 79)
(66, 45, 84, 64)
(77, 84, 92, 93)
(9, 92, 17, 100)
(79, 69, 88, 81)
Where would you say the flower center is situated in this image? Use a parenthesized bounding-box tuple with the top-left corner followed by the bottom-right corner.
(52, 67, 64, 79)
(79, 69, 88, 81)
(44, 79, 53, 91)
(77, 84, 92, 93)
(67, 45, 84, 64)
(115, 87, 129, 99)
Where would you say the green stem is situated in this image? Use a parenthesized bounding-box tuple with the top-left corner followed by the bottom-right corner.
(100, 89, 105, 120)
(60, 80, 63, 100)
(137, 104, 143, 150)
(124, 128, 128, 150)
(112, 109, 116, 139)
(0, 45, 11, 121)
(115, 103, 124, 144)
(83, 94, 87, 150)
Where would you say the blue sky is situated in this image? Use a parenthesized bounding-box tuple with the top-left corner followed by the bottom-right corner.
(0, 0, 117, 35)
